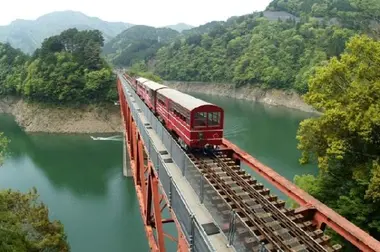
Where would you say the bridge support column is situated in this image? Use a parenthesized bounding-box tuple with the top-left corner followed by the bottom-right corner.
(123, 131, 132, 177)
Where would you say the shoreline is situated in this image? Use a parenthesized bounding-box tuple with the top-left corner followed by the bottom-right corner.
(0, 83, 318, 134)
(0, 97, 122, 134)
(163, 81, 318, 114)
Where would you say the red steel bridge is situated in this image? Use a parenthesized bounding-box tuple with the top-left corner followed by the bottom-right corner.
(116, 73, 380, 252)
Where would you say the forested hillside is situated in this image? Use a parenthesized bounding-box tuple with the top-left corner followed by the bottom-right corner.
(267, 0, 380, 23)
(0, 28, 117, 104)
(0, 11, 133, 54)
(107, 0, 379, 95)
(103, 25, 179, 67)
(154, 13, 352, 92)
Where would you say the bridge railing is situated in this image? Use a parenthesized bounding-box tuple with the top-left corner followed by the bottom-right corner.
(121, 80, 216, 252)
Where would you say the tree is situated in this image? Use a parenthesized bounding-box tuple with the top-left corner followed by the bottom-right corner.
(0, 189, 70, 252)
(2, 28, 117, 104)
(0, 133, 8, 165)
(127, 61, 162, 83)
(296, 35, 380, 242)
(0, 43, 28, 95)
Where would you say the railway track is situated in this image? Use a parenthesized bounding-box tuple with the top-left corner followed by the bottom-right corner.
(188, 151, 342, 252)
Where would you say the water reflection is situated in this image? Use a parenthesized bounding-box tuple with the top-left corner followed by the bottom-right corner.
(27, 134, 122, 197)
(0, 114, 149, 252)
(0, 115, 121, 197)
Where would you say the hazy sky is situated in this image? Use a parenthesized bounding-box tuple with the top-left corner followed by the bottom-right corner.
(0, 0, 272, 27)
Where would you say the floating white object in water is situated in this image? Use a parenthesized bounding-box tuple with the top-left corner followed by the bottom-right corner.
(90, 135, 123, 141)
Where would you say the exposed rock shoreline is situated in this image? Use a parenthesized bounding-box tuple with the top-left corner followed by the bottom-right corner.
(0, 97, 122, 133)
(163, 81, 318, 113)
(0, 83, 317, 133)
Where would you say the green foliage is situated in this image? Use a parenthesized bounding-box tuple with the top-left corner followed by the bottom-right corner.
(267, 0, 380, 31)
(153, 13, 356, 93)
(0, 132, 9, 165)
(100, 0, 376, 95)
(0, 188, 69, 251)
(0, 28, 117, 104)
(0, 43, 28, 95)
(296, 35, 380, 243)
(127, 62, 162, 83)
(103, 25, 179, 67)
(267, 0, 354, 17)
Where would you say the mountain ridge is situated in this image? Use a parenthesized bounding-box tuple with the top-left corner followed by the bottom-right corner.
(103, 25, 179, 66)
(163, 22, 194, 32)
(0, 10, 195, 54)
(0, 10, 134, 54)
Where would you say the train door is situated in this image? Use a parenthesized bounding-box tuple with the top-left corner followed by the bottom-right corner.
(156, 93, 168, 125)
(166, 100, 173, 130)
(149, 89, 156, 111)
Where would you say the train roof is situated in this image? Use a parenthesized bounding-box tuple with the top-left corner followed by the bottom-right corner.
(143, 80, 167, 91)
(136, 77, 150, 83)
(157, 88, 214, 111)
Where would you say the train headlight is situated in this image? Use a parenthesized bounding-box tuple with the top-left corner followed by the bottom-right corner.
(199, 132, 203, 140)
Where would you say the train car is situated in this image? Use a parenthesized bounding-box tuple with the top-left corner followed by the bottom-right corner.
(122, 73, 138, 91)
(130, 77, 138, 91)
(136, 77, 150, 97)
(140, 80, 167, 110)
(156, 88, 224, 150)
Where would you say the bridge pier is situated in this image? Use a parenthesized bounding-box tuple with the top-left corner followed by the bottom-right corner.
(123, 131, 132, 177)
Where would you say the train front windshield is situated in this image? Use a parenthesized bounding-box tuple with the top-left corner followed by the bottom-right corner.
(194, 112, 221, 129)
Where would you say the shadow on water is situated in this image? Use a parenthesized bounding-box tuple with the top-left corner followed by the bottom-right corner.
(0, 114, 122, 197)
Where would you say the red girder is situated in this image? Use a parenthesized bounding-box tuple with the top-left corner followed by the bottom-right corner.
(225, 138, 380, 252)
(117, 79, 188, 252)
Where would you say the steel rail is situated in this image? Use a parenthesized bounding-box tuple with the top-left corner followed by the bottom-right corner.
(191, 152, 334, 252)
(212, 152, 328, 252)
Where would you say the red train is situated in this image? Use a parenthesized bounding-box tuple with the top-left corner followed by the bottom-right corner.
(126, 75, 224, 151)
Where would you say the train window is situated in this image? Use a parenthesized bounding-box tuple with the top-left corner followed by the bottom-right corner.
(149, 90, 154, 102)
(208, 112, 220, 126)
(158, 94, 165, 105)
(158, 97, 165, 105)
(194, 112, 207, 128)
(173, 109, 187, 124)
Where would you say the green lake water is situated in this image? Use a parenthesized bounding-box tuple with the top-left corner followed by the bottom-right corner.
(0, 94, 317, 251)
